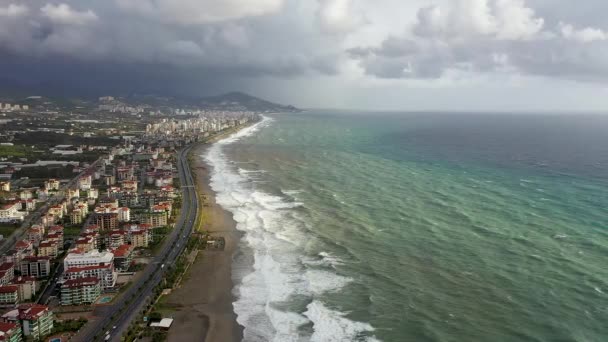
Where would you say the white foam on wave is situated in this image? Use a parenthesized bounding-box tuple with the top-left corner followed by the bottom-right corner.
(319, 251, 345, 268)
(282, 189, 304, 196)
(305, 301, 379, 342)
(204, 116, 379, 342)
(239, 168, 267, 175)
(306, 270, 353, 294)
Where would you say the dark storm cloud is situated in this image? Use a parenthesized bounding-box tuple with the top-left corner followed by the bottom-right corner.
(2, 0, 608, 100)
(0, 0, 350, 95)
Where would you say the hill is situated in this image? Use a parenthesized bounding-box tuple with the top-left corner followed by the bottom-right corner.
(197, 92, 300, 113)
(121, 92, 300, 113)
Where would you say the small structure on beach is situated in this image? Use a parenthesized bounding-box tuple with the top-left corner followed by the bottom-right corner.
(206, 237, 225, 251)
(150, 318, 173, 330)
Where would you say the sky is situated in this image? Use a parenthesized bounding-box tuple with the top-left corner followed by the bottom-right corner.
(1, 0, 608, 111)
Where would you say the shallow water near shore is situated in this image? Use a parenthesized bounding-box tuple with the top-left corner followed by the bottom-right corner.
(204, 112, 608, 342)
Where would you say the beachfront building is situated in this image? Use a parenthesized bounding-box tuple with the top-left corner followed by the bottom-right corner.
(78, 175, 92, 191)
(0, 202, 25, 223)
(87, 188, 99, 200)
(92, 212, 118, 231)
(111, 245, 133, 272)
(60, 277, 101, 306)
(25, 227, 43, 247)
(74, 236, 96, 253)
(21, 200, 36, 212)
(153, 202, 172, 218)
(11, 241, 34, 265)
(1, 304, 54, 340)
(19, 257, 51, 278)
(46, 232, 63, 248)
(121, 180, 138, 193)
(10, 277, 38, 302)
(0, 321, 22, 342)
(139, 211, 167, 228)
(64, 250, 113, 269)
(130, 229, 150, 248)
(44, 179, 59, 191)
(64, 264, 116, 289)
(70, 209, 84, 225)
(63, 250, 117, 289)
(37, 240, 59, 259)
(107, 230, 127, 249)
(0, 263, 15, 285)
(18, 190, 32, 201)
(67, 188, 80, 200)
(0, 286, 19, 306)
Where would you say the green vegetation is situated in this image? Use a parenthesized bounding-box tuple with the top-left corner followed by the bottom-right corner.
(15, 165, 75, 179)
(13, 132, 115, 147)
(63, 226, 82, 237)
(149, 227, 170, 254)
(128, 263, 145, 272)
(0, 145, 40, 158)
(0, 223, 18, 238)
(51, 318, 88, 334)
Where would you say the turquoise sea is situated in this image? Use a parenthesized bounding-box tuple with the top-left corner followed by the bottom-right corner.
(204, 112, 608, 342)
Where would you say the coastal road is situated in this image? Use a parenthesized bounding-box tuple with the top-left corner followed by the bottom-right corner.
(73, 144, 200, 342)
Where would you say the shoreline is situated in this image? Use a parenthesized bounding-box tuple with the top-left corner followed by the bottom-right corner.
(163, 131, 246, 341)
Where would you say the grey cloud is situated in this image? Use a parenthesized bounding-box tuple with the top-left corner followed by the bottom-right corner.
(349, 0, 608, 82)
(0, 0, 345, 81)
(114, 0, 283, 25)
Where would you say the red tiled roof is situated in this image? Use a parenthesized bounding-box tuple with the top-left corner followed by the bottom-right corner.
(39, 240, 58, 248)
(14, 241, 31, 250)
(17, 304, 49, 320)
(111, 244, 132, 257)
(21, 256, 50, 262)
(0, 322, 17, 333)
(63, 277, 99, 288)
(66, 264, 111, 273)
(0, 285, 18, 294)
(10, 276, 36, 284)
(0, 202, 19, 210)
(0, 263, 13, 272)
(76, 237, 94, 244)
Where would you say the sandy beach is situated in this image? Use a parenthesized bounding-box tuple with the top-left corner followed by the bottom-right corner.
(164, 142, 243, 342)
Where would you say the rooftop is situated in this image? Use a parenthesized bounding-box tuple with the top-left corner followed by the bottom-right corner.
(0, 322, 17, 334)
(63, 277, 99, 288)
(150, 318, 173, 329)
(0, 285, 18, 294)
(17, 304, 49, 320)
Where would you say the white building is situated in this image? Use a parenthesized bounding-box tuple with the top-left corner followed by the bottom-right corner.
(78, 175, 92, 190)
(118, 207, 130, 222)
(63, 250, 114, 270)
(0, 202, 25, 223)
(63, 250, 117, 289)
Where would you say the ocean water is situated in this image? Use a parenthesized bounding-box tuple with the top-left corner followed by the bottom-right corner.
(204, 112, 608, 342)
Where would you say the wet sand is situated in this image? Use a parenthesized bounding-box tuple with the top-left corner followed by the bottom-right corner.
(165, 142, 243, 342)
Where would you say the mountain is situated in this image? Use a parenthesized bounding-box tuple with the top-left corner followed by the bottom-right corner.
(197, 92, 300, 113)
(0, 80, 301, 113)
(122, 91, 300, 113)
